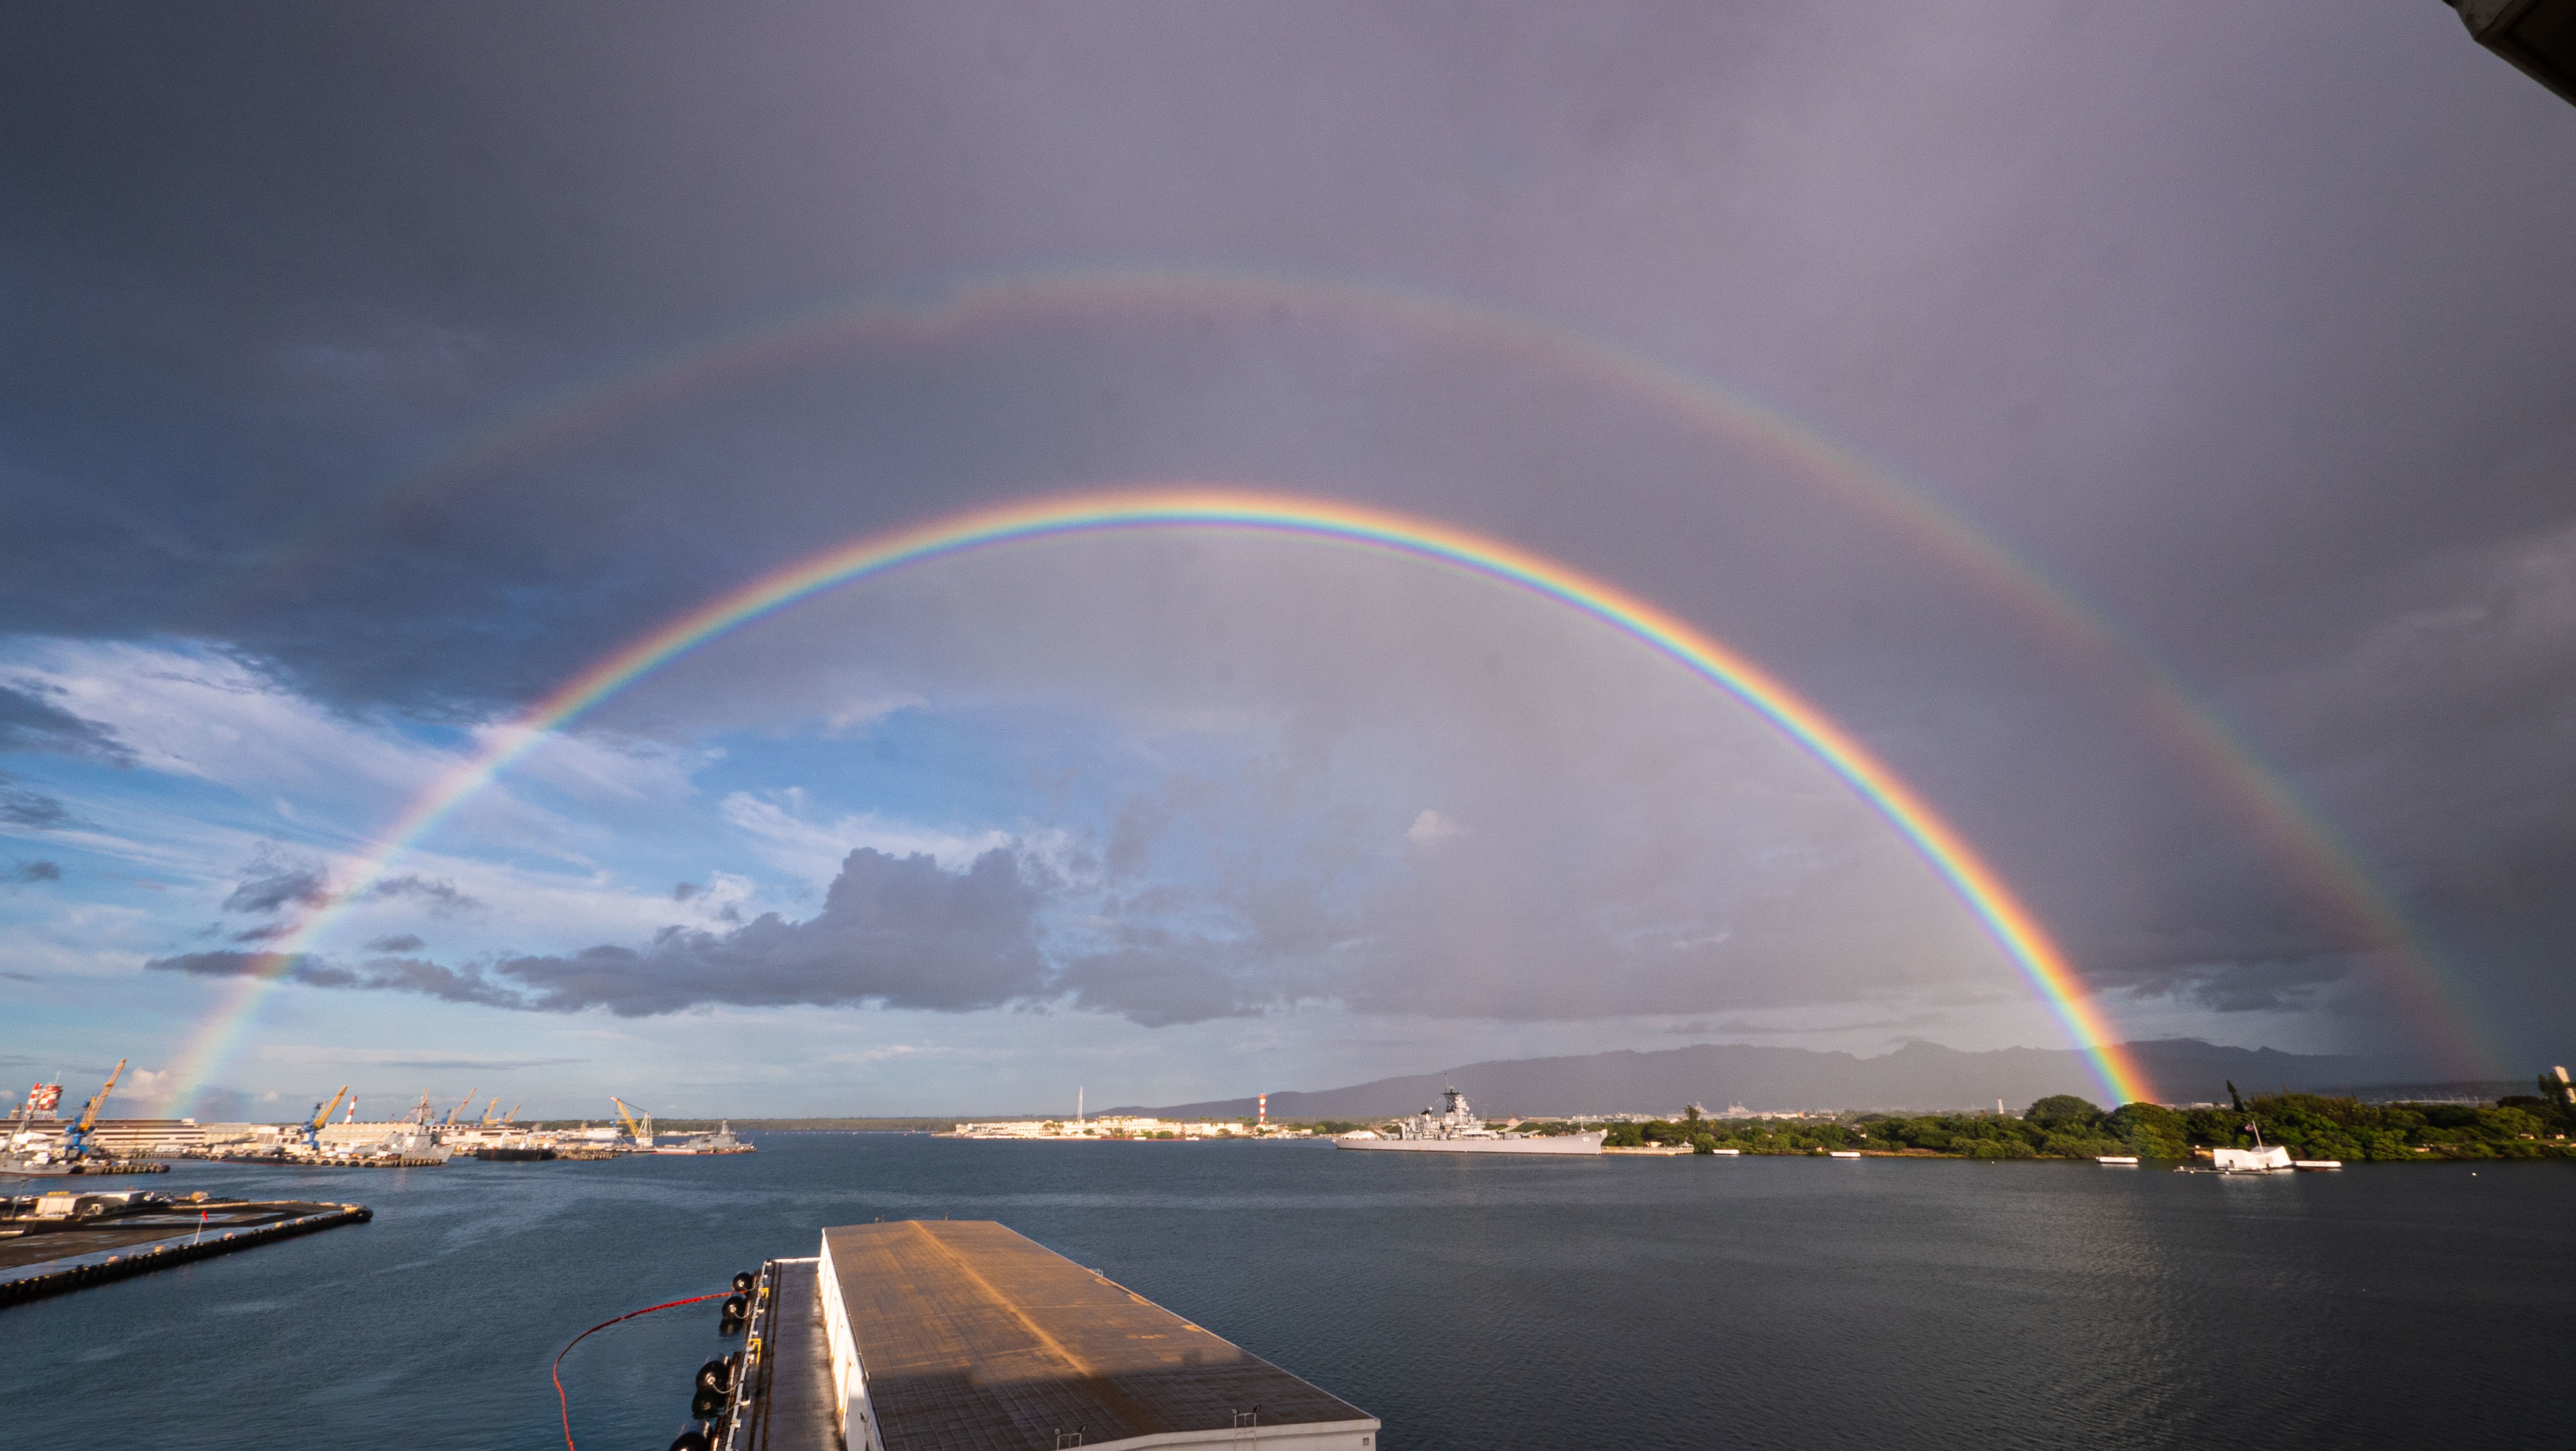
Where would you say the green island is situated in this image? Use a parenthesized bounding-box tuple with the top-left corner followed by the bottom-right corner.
(1464, 1078, 2576, 1162)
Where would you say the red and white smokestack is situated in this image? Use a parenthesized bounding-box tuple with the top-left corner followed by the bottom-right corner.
(1258, 1093, 1267, 1129)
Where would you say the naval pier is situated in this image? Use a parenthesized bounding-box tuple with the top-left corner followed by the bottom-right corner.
(669, 1220, 1378, 1451)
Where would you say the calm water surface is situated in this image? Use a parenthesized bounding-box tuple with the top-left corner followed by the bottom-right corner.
(3, 1135, 2566, 1449)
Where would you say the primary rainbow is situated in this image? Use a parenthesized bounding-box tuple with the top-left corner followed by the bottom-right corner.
(163, 486, 2153, 1108)
(232, 267, 2497, 1074)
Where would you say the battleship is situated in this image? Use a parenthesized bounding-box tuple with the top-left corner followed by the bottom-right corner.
(1334, 1086, 1605, 1155)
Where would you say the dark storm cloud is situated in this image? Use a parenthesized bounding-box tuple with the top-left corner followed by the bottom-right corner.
(1056, 928, 1337, 1029)
(148, 948, 525, 1009)
(12, 4, 2576, 1061)
(0, 775, 77, 830)
(496, 847, 1048, 1015)
(150, 951, 313, 980)
(152, 847, 1050, 1018)
(222, 863, 333, 915)
(11, 860, 62, 883)
(362, 875, 482, 917)
(219, 845, 481, 919)
(2164, 957, 2362, 1016)
(0, 684, 131, 763)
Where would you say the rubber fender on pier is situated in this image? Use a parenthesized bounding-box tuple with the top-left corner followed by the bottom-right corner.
(690, 1388, 725, 1419)
(730, 1269, 755, 1293)
(718, 1292, 747, 1324)
(696, 1357, 735, 1394)
(667, 1419, 717, 1451)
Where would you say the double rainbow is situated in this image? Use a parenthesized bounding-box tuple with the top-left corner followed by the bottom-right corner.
(163, 487, 2154, 1107)
(230, 267, 2493, 1076)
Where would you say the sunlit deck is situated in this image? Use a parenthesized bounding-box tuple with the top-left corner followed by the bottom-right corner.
(816, 1220, 1376, 1451)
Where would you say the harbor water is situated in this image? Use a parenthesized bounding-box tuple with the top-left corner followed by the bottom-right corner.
(1, 1135, 2566, 1449)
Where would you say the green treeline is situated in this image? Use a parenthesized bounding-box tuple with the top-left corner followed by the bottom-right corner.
(1583, 1087, 2576, 1161)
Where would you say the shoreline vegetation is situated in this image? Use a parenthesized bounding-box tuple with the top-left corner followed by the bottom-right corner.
(652, 1079, 2576, 1163)
(1488, 1085, 2576, 1162)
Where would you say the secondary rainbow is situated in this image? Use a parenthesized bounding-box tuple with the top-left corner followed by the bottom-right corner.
(234, 267, 2495, 1074)
(164, 486, 2153, 1107)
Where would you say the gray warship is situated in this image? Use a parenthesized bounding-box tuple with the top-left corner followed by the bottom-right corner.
(1334, 1085, 1605, 1155)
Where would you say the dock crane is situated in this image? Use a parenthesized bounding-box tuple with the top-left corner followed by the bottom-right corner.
(611, 1096, 655, 1149)
(299, 1085, 350, 1152)
(59, 1059, 125, 1162)
(479, 1098, 501, 1128)
(501, 1103, 522, 1126)
(436, 1090, 476, 1139)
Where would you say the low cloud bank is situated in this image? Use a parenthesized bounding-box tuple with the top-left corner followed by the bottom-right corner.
(0, 683, 133, 764)
(0, 774, 76, 829)
(222, 850, 483, 919)
(152, 846, 1050, 1018)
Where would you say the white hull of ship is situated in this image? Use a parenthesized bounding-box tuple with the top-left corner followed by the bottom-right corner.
(1336, 1133, 1606, 1156)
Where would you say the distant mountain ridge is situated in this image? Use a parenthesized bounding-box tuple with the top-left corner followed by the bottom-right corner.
(1116, 1039, 2417, 1119)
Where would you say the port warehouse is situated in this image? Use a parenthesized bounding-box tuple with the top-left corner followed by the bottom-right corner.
(31, 1115, 1563, 1153)
(951, 1116, 1316, 1138)
(3, 1120, 536, 1154)
(806, 1220, 1376, 1451)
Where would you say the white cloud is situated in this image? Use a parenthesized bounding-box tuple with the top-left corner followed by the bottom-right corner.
(1406, 808, 1465, 845)
(122, 1066, 174, 1101)
(719, 789, 1014, 887)
(4, 640, 443, 802)
(471, 721, 710, 807)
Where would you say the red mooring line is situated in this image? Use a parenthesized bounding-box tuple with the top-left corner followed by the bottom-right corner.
(553, 1290, 730, 1450)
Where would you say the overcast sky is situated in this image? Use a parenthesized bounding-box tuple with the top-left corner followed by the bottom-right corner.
(3, 2, 2571, 1118)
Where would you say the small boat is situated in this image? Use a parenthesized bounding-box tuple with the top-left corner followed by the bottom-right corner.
(2097, 1155, 2140, 1166)
(1828, 1150, 1862, 1159)
(1709, 1147, 1741, 1156)
(2292, 1159, 2342, 1170)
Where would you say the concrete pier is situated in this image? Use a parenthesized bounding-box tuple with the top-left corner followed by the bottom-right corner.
(0, 1196, 370, 1307)
(721, 1257, 843, 1450)
(809, 1220, 1377, 1451)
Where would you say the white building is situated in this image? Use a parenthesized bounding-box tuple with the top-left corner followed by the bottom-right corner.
(951, 1116, 1288, 1139)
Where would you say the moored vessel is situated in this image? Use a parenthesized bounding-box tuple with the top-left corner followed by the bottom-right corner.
(1334, 1086, 1605, 1155)
(1, 1062, 168, 1178)
(651, 1120, 755, 1154)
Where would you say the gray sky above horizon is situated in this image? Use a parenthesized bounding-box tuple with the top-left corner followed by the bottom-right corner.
(2, 2, 2572, 1117)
